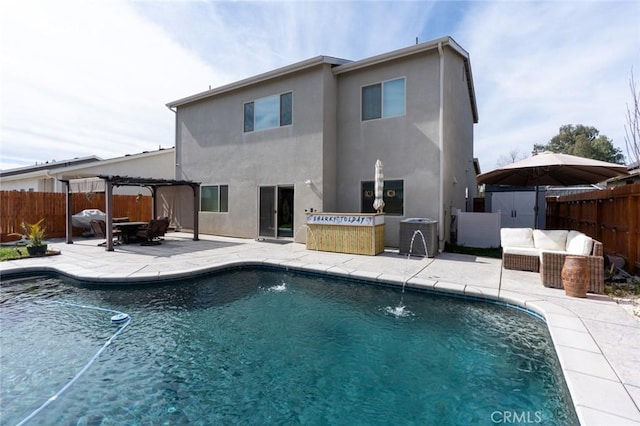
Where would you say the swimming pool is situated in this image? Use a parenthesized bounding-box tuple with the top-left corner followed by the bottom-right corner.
(0, 268, 578, 424)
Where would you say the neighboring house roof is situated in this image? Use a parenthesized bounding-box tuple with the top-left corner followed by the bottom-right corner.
(166, 36, 478, 123)
(0, 148, 174, 182)
(606, 166, 640, 187)
(0, 156, 101, 177)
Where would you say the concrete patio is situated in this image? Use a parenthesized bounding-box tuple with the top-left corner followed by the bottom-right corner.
(1, 232, 639, 425)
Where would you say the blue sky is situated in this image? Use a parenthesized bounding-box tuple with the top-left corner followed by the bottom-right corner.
(1, 0, 638, 172)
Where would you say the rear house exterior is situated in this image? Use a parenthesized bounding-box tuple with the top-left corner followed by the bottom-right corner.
(168, 36, 478, 248)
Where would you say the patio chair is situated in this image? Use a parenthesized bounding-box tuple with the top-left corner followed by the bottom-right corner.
(90, 220, 122, 246)
(136, 217, 169, 245)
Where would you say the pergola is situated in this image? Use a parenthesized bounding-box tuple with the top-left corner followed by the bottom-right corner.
(61, 175, 201, 251)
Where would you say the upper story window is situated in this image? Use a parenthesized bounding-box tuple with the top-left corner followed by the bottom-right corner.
(201, 184, 228, 212)
(244, 92, 292, 132)
(362, 77, 405, 121)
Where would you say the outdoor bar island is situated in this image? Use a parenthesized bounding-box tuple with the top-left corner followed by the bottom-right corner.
(305, 213, 385, 256)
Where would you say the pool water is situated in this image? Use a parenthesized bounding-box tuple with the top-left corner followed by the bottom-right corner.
(0, 269, 578, 425)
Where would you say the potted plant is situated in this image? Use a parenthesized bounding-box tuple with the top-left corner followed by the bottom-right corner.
(22, 219, 48, 256)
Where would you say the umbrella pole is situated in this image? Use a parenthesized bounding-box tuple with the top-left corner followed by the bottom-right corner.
(534, 186, 539, 229)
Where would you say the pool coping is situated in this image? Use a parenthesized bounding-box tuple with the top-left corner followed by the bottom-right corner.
(1, 236, 639, 425)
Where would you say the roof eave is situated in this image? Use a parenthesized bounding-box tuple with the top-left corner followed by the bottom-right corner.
(332, 36, 479, 123)
(167, 56, 350, 108)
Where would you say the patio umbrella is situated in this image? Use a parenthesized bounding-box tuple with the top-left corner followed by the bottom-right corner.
(476, 152, 629, 228)
(476, 152, 628, 186)
(373, 159, 385, 213)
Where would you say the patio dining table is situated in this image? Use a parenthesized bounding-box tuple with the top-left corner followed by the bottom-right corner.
(113, 221, 149, 244)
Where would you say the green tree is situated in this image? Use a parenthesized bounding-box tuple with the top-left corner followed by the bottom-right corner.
(533, 124, 625, 164)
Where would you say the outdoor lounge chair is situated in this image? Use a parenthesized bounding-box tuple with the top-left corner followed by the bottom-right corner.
(501, 228, 605, 293)
(136, 217, 169, 245)
(90, 219, 122, 246)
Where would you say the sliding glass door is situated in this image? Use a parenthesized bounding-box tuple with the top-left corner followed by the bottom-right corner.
(258, 185, 294, 238)
(259, 186, 276, 237)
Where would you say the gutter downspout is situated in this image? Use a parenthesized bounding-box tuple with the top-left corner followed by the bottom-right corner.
(166, 105, 180, 180)
(438, 41, 445, 252)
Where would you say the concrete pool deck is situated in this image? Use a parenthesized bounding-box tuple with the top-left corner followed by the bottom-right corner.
(1, 232, 638, 425)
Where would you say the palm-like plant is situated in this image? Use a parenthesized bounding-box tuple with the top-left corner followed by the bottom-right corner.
(22, 219, 46, 247)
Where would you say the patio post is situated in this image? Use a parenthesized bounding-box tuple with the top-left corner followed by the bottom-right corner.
(151, 186, 158, 219)
(64, 180, 73, 244)
(193, 184, 199, 241)
(105, 179, 114, 251)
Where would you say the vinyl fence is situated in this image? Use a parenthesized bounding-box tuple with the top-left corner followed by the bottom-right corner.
(0, 191, 152, 239)
(545, 183, 640, 274)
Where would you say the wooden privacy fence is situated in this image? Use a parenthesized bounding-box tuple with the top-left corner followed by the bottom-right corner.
(546, 183, 640, 274)
(0, 191, 152, 239)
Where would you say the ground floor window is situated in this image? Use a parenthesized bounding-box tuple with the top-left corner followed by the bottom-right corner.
(201, 185, 228, 212)
(361, 180, 403, 215)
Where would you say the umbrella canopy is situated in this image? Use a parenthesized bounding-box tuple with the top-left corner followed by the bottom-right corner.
(476, 152, 628, 186)
(373, 159, 385, 213)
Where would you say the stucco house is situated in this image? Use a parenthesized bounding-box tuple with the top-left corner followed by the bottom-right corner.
(0, 148, 175, 195)
(167, 36, 478, 248)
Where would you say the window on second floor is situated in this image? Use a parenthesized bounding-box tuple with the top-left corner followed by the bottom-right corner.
(201, 184, 228, 212)
(244, 92, 292, 132)
(362, 77, 405, 121)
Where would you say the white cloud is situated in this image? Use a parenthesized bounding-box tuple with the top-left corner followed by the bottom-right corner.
(4, 0, 636, 174)
(0, 0, 437, 170)
(0, 0, 224, 169)
(134, 1, 435, 76)
(457, 1, 640, 170)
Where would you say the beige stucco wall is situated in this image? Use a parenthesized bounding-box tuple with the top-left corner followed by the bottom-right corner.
(321, 66, 339, 212)
(335, 52, 443, 247)
(172, 40, 476, 249)
(441, 47, 477, 243)
(176, 64, 335, 242)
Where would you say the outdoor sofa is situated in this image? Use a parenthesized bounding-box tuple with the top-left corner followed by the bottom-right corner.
(500, 228, 604, 293)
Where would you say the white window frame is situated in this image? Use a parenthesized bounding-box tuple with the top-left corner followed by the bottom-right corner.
(361, 77, 406, 121)
(244, 91, 292, 132)
(200, 184, 229, 213)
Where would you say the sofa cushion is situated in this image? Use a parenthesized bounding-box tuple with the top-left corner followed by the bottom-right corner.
(533, 230, 568, 251)
(538, 249, 568, 264)
(566, 230, 594, 255)
(503, 246, 540, 257)
(501, 228, 534, 248)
